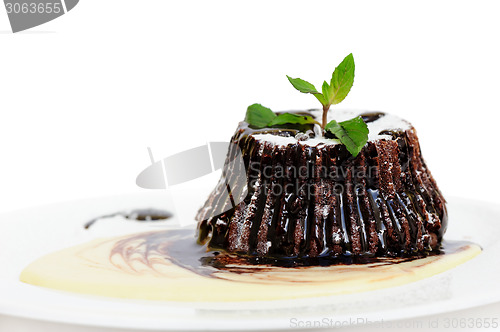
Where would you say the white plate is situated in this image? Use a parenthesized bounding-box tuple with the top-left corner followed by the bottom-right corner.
(0, 192, 499, 331)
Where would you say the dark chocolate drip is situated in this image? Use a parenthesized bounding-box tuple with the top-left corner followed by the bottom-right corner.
(345, 165, 363, 255)
(247, 142, 273, 252)
(360, 111, 386, 123)
(339, 192, 352, 253)
(265, 146, 287, 256)
(367, 188, 387, 253)
(109, 230, 471, 278)
(303, 147, 318, 256)
(85, 208, 172, 229)
(291, 144, 308, 256)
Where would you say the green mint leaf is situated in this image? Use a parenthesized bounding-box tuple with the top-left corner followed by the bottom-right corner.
(286, 75, 320, 94)
(267, 113, 320, 127)
(325, 116, 368, 157)
(245, 103, 276, 128)
(314, 93, 327, 106)
(330, 53, 355, 105)
(321, 81, 333, 105)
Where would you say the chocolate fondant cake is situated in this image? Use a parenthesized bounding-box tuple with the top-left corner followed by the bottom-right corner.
(196, 109, 447, 260)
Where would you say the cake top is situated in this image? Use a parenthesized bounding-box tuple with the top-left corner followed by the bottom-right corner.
(248, 109, 412, 148)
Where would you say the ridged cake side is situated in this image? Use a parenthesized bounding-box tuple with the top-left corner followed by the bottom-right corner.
(196, 117, 447, 259)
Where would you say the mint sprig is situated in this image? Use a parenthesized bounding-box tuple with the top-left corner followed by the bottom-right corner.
(287, 53, 355, 129)
(245, 53, 369, 158)
(245, 103, 319, 129)
(325, 116, 368, 157)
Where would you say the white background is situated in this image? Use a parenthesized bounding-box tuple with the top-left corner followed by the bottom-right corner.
(1, 1, 500, 331)
(1, 0, 500, 213)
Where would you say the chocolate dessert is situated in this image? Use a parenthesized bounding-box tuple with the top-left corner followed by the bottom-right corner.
(196, 109, 447, 260)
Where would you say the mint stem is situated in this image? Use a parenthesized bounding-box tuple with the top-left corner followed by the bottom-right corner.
(322, 105, 330, 130)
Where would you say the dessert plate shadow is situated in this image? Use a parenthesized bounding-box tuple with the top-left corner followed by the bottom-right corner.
(0, 191, 499, 331)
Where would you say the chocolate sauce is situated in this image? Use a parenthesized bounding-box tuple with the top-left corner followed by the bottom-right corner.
(109, 229, 469, 279)
(84, 208, 173, 229)
(360, 111, 386, 123)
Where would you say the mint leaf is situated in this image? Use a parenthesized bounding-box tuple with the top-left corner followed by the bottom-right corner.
(286, 76, 320, 94)
(325, 116, 368, 157)
(267, 113, 320, 127)
(314, 93, 327, 105)
(286, 53, 356, 129)
(321, 81, 333, 105)
(245, 103, 276, 128)
(330, 53, 355, 105)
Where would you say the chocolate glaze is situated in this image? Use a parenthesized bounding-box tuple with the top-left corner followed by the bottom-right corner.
(109, 230, 466, 278)
(361, 112, 386, 123)
(84, 208, 173, 229)
(196, 111, 447, 261)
